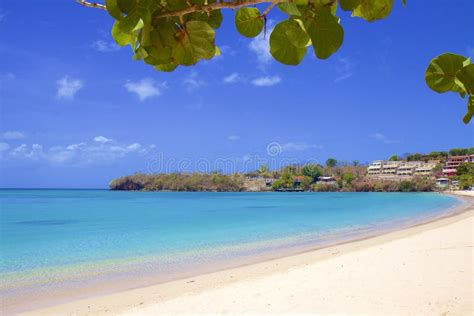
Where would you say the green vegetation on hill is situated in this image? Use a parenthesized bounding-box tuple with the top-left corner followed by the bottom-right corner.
(110, 173, 244, 191)
(456, 163, 474, 190)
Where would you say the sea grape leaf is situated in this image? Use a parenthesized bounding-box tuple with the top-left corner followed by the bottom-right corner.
(304, 8, 344, 59)
(173, 20, 215, 66)
(425, 53, 468, 93)
(339, 0, 362, 11)
(105, 0, 123, 20)
(155, 63, 178, 72)
(118, 12, 142, 33)
(270, 20, 307, 65)
(112, 21, 133, 46)
(463, 96, 474, 124)
(286, 19, 310, 48)
(235, 8, 263, 38)
(352, 0, 393, 22)
(278, 3, 301, 16)
(455, 64, 474, 95)
(117, 0, 136, 14)
(186, 10, 223, 29)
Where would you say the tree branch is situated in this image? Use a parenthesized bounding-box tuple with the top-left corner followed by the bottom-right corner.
(76, 0, 337, 19)
(260, 0, 279, 17)
(76, 0, 106, 10)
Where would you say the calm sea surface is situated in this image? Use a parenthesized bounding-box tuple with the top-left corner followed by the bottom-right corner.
(0, 190, 461, 312)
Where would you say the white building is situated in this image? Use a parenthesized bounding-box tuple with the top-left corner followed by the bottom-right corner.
(367, 160, 383, 175)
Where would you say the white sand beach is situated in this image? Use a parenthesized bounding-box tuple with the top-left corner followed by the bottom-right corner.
(22, 193, 473, 316)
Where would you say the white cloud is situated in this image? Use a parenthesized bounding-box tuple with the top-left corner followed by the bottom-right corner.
(56, 76, 83, 100)
(0, 142, 10, 152)
(228, 135, 240, 141)
(371, 133, 400, 144)
(93, 136, 113, 143)
(223, 73, 243, 84)
(252, 76, 281, 87)
(281, 142, 322, 152)
(249, 28, 273, 68)
(334, 73, 353, 83)
(2, 131, 26, 140)
(183, 71, 206, 92)
(91, 40, 120, 52)
(219, 45, 236, 57)
(2, 138, 156, 166)
(124, 78, 166, 101)
(126, 143, 142, 151)
(334, 57, 355, 83)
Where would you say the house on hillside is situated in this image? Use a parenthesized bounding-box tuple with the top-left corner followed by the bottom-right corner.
(435, 178, 450, 188)
(317, 176, 337, 185)
(443, 155, 474, 176)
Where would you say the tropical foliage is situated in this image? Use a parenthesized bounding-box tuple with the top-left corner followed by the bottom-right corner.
(78, 0, 399, 71)
(425, 53, 474, 123)
(455, 163, 474, 190)
(110, 172, 245, 191)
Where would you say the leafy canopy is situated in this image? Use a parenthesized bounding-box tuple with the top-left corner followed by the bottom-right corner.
(425, 53, 474, 124)
(94, 0, 399, 72)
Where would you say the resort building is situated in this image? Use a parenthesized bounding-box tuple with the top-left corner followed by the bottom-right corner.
(381, 161, 401, 175)
(414, 163, 436, 176)
(368, 160, 437, 178)
(442, 155, 474, 176)
(396, 161, 422, 176)
(367, 160, 383, 175)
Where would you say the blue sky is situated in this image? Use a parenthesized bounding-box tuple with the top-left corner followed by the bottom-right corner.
(0, 0, 473, 188)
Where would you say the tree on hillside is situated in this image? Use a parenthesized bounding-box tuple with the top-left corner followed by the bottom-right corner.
(326, 158, 337, 168)
(388, 155, 399, 161)
(456, 163, 474, 189)
(449, 148, 474, 156)
(302, 164, 322, 181)
(78, 0, 473, 123)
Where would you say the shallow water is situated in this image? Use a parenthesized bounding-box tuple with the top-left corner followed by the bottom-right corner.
(0, 190, 461, 312)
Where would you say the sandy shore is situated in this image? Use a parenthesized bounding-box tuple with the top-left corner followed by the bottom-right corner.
(21, 193, 473, 316)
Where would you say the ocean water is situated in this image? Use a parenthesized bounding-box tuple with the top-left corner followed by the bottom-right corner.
(0, 190, 462, 312)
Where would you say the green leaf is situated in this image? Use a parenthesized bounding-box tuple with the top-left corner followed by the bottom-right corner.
(173, 21, 216, 66)
(425, 53, 468, 93)
(118, 12, 141, 33)
(401, 0, 406, 7)
(304, 8, 344, 59)
(155, 63, 178, 72)
(456, 64, 474, 95)
(235, 8, 263, 38)
(286, 19, 310, 48)
(352, 0, 393, 22)
(105, 0, 123, 20)
(270, 20, 307, 65)
(186, 10, 223, 29)
(339, 0, 362, 11)
(462, 96, 473, 124)
(112, 21, 133, 46)
(278, 3, 301, 16)
(117, 0, 136, 14)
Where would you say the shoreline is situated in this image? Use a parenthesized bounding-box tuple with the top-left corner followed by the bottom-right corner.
(18, 192, 474, 315)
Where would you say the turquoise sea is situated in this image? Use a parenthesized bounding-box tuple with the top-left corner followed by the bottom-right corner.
(0, 190, 462, 312)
